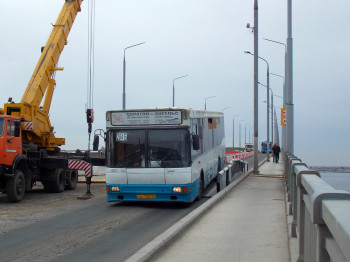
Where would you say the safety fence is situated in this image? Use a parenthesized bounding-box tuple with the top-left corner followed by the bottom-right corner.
(285, 154, 350, 262)
(217, 159, 247, 193)
(225, 151, 254, 163)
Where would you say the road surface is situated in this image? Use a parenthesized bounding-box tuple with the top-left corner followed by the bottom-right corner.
(0, 154, 265, 262)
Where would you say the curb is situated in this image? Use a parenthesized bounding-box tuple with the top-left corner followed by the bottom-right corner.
(125, 159, 266, 262)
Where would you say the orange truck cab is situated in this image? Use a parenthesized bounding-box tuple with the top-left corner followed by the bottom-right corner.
(0, 115, 22, 168)
(0, 115, 27, 203)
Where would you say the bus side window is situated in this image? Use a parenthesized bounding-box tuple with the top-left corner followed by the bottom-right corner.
(198, 120, 204, 154)
(191, 119, 198, 135)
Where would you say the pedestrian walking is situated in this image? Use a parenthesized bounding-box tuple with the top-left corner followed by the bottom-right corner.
(272, 143, 281, 163)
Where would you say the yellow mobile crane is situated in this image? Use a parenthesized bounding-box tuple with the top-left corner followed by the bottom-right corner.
(0, 0, 95, 202)
(3, 0, 82, 150)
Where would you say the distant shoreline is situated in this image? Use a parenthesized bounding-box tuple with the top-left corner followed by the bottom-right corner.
(310, 166, 350, 173)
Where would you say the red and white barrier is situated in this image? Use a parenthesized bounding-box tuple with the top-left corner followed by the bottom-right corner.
(68, 160, 92, 178)
(225, 151, 254, 163)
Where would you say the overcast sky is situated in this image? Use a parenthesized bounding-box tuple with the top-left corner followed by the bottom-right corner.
(1, 0, 349, 166)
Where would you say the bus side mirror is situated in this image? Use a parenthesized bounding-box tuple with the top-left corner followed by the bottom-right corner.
(192, 135, 200, 150)
(93, 135, 99, 151)
(14, 120, 21, 137)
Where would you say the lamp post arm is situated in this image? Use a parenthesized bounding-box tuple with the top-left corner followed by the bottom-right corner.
(172, 75, 189, 107)
(122, 42, 145, 110)
(124, 42, 146, 56)
(263, 38, 286, 52)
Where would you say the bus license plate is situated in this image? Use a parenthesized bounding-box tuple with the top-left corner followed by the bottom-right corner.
(137, 194, 156, 199)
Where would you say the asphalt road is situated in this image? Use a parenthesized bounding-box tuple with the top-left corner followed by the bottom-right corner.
(0, 183, 208, 262)
(0, 154, 265, 262)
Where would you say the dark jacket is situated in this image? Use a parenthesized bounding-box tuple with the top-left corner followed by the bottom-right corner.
(272, 145, 281, 155)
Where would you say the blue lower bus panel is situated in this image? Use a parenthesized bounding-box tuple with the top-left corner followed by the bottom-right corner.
(106, 183, 198, 203)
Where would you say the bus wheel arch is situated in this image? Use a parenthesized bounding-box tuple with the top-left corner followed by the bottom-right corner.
(196, 170, 204, 201)
(217, 157, 222, 174)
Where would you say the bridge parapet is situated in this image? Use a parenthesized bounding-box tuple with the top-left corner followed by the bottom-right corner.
(286, 154, 350, 262)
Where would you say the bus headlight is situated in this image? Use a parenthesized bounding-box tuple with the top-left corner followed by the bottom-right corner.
(111, 186, 120, 192)
(172, 186, 188, 193)
(173, 187, 182, 193)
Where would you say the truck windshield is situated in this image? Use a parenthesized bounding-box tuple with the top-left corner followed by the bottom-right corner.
(106, 129, 191, 168)
(0, 118, 4, 137)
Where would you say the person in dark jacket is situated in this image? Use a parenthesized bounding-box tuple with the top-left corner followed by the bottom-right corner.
(272, 143, 281, 163)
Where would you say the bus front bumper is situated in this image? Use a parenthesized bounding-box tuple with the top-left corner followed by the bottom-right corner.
(106, 183, 195, 203)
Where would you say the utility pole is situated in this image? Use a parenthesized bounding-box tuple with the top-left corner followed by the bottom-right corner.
(253, 0, 259, 173)
(286, 0, 294, 154)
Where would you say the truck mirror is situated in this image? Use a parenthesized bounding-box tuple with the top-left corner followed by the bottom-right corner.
(14, 120, 21, 137)
(93, 135, 99, 151)
(192, 135, 200, 150)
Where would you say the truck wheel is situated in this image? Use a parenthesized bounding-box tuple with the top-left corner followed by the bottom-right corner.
(52, 168, 65, 193)
(43, 168, 65, 193)
(65, 170, 78, 190)
(6, 170, 25, 203)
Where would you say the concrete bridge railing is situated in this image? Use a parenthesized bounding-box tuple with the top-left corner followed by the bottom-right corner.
(285, 154, 350, 262)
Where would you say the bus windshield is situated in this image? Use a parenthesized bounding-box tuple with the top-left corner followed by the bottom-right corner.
(0, 118, 5, 137)
(106, 129, 191, 168)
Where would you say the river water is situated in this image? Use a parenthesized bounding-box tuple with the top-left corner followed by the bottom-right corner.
(320, 172, 350, 193)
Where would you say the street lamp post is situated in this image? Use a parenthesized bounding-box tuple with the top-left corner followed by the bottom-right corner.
(246, 0, 259, 172)
(232, 114, 239, 148)
(245, 123, 250, 145)
(172, 75, 188, 107)
(204, 96, 215, 110)
(239, 119, 245, 148)
(253, 0, 259, 173)
(274, 107, 280, 145)
(123, 42, 146, 110)
(287, 0, 294, 155)
(246, 51, 270, 162)
(259, 82, 274, 151)
(263, 39, 287, 152)
(270, 73, 284, 145)
(249, 127, 253, 143)
(271, 91, 273, 145)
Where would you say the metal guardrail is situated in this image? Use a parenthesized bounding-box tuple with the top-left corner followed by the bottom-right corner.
(285, 153, 350, 262)
(217, 159, 247, 193)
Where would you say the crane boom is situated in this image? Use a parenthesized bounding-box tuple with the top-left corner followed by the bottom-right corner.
(3, 0, 83, 151)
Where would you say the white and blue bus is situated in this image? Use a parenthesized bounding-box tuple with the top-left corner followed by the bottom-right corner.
(261, 141, 272, 154)
(103, 108, 225, 203)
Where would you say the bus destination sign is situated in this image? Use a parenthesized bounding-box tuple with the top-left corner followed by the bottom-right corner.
(111, 111, 182, 126)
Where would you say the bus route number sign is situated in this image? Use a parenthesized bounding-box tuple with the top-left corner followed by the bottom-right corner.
(116, 133, 128, 142)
